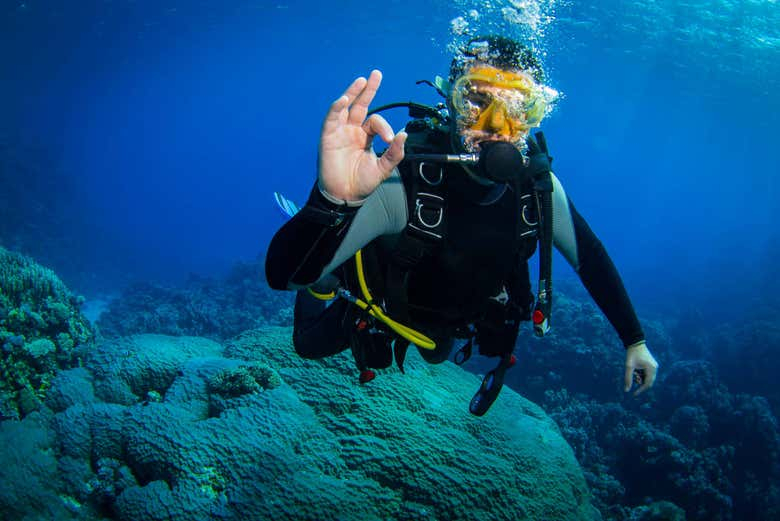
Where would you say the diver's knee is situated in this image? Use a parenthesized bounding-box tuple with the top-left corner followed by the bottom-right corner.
(293, 332, 323, 359)
(292, 307, 351, 360)
(418, 336, 453, 364)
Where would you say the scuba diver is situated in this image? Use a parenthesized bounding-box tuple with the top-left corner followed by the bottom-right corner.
(265, 35, 658, 415)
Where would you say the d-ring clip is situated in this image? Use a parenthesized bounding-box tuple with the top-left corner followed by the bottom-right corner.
(418, 162, 443, 186)
(415, 192, 444, 229)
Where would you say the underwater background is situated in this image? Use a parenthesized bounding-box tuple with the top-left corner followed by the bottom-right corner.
(1, 1, 779, 520)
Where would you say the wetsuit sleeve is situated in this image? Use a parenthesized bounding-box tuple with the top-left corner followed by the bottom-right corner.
(265, 170, 408, 290)
(549, 173, 645, 347)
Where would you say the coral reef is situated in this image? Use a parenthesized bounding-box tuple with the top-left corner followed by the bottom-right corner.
(208, 363, 282, 398)
(695, 318, 780, 415)
(0, 329, 601, 521)
(96, 260, 292, 341)
(544, 389, 736, 520)
(6, 252, 779, 521)
(459, 279, 780, 521)
(0, 247, 93, 420)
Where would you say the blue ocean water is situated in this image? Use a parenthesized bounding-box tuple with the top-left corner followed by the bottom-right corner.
(2, 0, 777, 301)
(1, 1, 779, 519)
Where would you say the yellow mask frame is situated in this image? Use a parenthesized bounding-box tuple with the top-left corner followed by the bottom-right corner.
(450, 64, 551, 142)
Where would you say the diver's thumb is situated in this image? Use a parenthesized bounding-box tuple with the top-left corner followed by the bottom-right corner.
(378, 131, 406, 176)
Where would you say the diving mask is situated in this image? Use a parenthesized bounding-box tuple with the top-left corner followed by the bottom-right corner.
(450, 64, 558, 152)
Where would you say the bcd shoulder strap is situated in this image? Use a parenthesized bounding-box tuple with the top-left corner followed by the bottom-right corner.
(530, 131, 554, 337)
(383, 123, 450, 323)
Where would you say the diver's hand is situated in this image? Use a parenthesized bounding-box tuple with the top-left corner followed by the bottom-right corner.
(318, 70, 407, 203)
(624, 341, 658, 396)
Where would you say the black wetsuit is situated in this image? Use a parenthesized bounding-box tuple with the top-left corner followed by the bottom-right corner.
(266, 156, 645, 363)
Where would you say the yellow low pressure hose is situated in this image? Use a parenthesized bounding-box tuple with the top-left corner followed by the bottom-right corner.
(306, 288, 337, 300)
(355, 250, 436, 350)
(308, 250, 436, 350)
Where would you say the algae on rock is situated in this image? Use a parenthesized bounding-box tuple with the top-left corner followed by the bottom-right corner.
(0, 247, 93, 419)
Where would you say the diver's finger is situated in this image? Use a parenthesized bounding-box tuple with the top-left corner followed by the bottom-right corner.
(634, 379, 652, 396)
(348, 70, 382, 126)
(343, 75, 369, 105)
(377, 131, 407, 178)
(324, 77, 368, 128)
(633, 367, 656, 396)
(624, 364, 634, 392)
(361, 114, 394, 142)
(323, 95, 349, 129)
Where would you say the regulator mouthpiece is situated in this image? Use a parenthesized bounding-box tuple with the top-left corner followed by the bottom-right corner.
(477, 141, 526, 183)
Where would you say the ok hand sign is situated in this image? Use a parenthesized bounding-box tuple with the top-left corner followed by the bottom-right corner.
(318, 70, 407, 204)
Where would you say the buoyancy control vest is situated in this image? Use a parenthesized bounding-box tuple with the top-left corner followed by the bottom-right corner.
(388, 148, 538, 331)
(343, 119, 543, 351)
(339, 101, 555, 415)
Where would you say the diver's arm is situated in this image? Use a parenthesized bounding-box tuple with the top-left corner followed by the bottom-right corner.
(266, 70, 408, 290)
(549, 174, 645, 347)
(265, 170, 408, 290)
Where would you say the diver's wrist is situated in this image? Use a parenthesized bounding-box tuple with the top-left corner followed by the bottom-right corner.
(306, 183, 361, 215)
(297, 186, 360, 228)
(316, 181, 366, 208)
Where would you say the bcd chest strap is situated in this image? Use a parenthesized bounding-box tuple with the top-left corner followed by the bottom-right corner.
(384, 158, 448, 326)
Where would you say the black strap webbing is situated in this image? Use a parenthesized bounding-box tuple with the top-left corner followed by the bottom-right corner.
(532, 131, 554, 332)
(386, 160, 447, 323)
